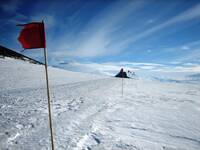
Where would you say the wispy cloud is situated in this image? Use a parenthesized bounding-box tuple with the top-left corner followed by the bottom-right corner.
(54, 2, 200, 59)
(59, 60, 200, 77)
(0, 0, 22, 13)
(177, 48, 200, 62)
(10, 0, 199, 62)
(61, 0, 146, 58)
(164, 40, 200, 52)
(8, 13, 28, 24)
(1, 0, 200, 72)
(151, 39, 200, 63)
(119, 3, 200, 47)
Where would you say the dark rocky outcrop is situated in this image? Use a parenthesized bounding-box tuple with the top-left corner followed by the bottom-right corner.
(115, 68, 129, 78)
(0, 45, 43, 65)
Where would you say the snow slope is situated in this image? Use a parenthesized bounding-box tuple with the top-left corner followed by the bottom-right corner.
(0, 57, 200, 150)
(0, 57, 104, 91)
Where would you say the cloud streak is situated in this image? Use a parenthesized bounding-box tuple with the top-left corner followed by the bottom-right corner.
(65, 0, 146, 58)
(58, 1, 200, 59)
(0, 0, 22, 13)
(119, 3, 200, 48)
(59, 60, 200, 78)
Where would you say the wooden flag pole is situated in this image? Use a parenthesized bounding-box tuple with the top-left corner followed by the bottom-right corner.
(122, 73, 124, 97)
(43, 47, 55, 150)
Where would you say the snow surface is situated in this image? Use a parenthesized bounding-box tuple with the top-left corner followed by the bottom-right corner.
(0, 57, 200, 150)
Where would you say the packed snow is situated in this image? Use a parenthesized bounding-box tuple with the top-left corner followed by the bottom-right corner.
(0, 57, 200, 150)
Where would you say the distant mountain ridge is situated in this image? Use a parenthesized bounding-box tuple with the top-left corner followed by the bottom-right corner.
(0, 45, 43, 65)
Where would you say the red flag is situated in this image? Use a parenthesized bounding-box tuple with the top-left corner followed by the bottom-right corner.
(18, 22, 46, 49)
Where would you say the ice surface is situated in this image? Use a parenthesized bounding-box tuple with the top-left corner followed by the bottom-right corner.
(0, 57, 200, 150)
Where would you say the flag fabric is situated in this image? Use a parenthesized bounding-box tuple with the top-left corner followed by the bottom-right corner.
(18, 22, 46, 49)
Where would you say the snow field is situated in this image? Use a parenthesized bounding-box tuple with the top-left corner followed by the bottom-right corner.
(0, 57, 200, 150)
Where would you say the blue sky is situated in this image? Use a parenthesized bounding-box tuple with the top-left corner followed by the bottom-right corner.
(0, 0, 200, 76)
